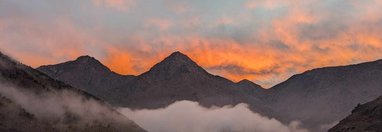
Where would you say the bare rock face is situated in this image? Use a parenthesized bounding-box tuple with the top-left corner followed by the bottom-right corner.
(0, 51, 146, 132)
(38, 51, 271, 115)
(329, 96, 382, 132)
(267, 60, 382, 131)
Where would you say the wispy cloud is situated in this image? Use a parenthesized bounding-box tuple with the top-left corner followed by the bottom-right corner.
(1, 0, 382, 87)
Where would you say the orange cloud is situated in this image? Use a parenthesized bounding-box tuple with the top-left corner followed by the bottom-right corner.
(2, 0, 382, 88)
(103, 48, 136, 74)
(97, 37, 301, 87)
(98, 15, 382, 87)
(0, 18, 98, 68)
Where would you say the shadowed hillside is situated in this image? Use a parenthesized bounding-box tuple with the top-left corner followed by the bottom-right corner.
(0, 51, 146, 132)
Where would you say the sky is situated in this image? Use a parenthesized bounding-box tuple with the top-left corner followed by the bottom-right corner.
(1, 0, 382, 87)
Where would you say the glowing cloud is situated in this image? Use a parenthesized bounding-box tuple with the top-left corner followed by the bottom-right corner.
(1, 0, 382, 87)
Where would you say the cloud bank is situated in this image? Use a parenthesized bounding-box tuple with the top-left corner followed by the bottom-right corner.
(0, 83, 137, 130)
(119, 100, 308, 132)
(1, 0, 382, 87)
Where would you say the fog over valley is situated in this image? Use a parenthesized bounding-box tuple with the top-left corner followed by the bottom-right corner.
(1, 0, 382, 131)
(119, 100, 309, 132)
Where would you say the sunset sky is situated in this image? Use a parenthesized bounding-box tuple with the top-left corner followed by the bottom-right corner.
(1, 0, 382, 87)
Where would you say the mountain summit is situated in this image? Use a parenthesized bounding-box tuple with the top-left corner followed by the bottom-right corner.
(141, 51, 210, 80)
(236, 79, 265, 94)
(75, 55, 102, 64)
(39, 55, 112, 75)
(71, 55, 112, 72)
(37, 55, 135, 100)
(120, 51, 269, 112)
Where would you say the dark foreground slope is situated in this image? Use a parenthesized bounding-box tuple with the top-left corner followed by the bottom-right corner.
(267, 59, 382, 131)
(38, 52, 271, 115)
(0, 52, 145, 132)
(329, 96, 382, 132)
(36, 55, 136, 103)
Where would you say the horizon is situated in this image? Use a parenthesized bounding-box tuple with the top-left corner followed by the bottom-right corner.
(34, 50, 382, 88)
(1, 0, 382, 87)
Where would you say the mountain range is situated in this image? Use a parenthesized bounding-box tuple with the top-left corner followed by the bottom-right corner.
(0, 51, 145, 132)
(37, 51, 382, 132)
(38, 52, 271, 115)
(266, 59, 382, 131)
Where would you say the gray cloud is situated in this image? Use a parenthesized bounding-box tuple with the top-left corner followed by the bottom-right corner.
(119, 100, 309, 132)
(0, 83, 137, 130)
(1, 0, 382, 87)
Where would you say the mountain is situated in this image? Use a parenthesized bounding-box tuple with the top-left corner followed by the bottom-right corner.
(329, 96, 382, 132)
(37, 55, 136, 103)
(38, 51, 382, 132)
(38, 51, 271, 115)
(267, 59, 382, 131)
(117, 52, 267, 110)
(236, 79, 266, 95)
(0, 51, 145, 132)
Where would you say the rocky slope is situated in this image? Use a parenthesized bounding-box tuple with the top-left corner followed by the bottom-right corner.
(267, 59, 382, 131)
(329, 96, 382, 132)
(0, 51, 145, 132)
(38, 52, 271, 115)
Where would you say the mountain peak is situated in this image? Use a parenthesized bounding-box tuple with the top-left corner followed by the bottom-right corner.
(238, 79, 253, 84)
(143, 51, 209, 77)
(170, 51, 183, 55)
(159, 51, 197, 65)
(237, 79, 263, 89)
(165, 51, 193, 62)
(75, 55, 99, 63)
(72, 55, 109, 69)
(37, 55, 112, 75)
(70, 55, 112, 72)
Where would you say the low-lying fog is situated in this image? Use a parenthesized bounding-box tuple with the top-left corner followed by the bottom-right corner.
(119, 101, 309, 132)
(1, 81, 336, 132)
(0, 82, 335, 132)
(0, 83, 139, 131)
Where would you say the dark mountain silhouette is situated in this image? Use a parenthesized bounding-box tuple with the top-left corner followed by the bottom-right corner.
(119, 52, 269, 112)
(38, 51, 382, 132)
(236, 79, 266, 95)
(0, 52, 145, 132)
(267, 59, 382, 131)
(38, 51, 271, 115)
(37, 55, 136, 102)
(329, 96, 382, 132)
